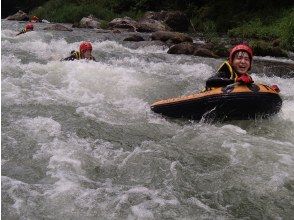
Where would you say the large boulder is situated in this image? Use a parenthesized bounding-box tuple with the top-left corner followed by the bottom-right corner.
(137, 19, 170, 32)
(74, 15, 100, 29)
(141, 11, 190, 32)
(151, 31, 193, 44)
(167, 42, 219, 58)
(6, 10, 29, 21)
(167, 42, 195, 55)
(141, 11, 168, 21)
(164, 11, 190, 32)
(108, 17, 137, 31)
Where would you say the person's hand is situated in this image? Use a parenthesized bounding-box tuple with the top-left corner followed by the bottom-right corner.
(236, 74, 253, 84)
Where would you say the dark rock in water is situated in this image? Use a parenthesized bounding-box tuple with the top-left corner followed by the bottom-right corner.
(108, 17, 137, 31)
(123, 34, 145, 42)
(44, 24, 73, 31)
(168, 42, 218, 58)
(167, 42, 195, 55)
(6, 10, 29, 21)
(151, 31, 193, 44)
(74, 15, 101, 29)
(193, 48, 219, 58)
(253, 59, 294, 78)
(137, 19, 170, 32)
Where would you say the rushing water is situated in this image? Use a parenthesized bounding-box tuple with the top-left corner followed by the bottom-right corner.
(2, 20, 294, 219)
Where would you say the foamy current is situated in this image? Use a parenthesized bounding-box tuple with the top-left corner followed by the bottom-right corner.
(2, 20, 294, 219)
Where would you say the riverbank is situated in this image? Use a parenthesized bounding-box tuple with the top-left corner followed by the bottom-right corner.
(4, 0, 294, 53)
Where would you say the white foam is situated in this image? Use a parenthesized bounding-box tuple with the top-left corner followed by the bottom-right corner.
(221, 125, 247, 134)
(15, 117, 61, 139)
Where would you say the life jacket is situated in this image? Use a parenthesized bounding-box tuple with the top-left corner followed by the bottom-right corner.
(70, 51, 82, 60)
(217, 61, 238, 80)
(70, 50, 96, 61)
(204, 61, 251, 91)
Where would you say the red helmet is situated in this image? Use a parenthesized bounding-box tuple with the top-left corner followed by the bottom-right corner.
(25, 23, 34, 31)
(79, 41, 92, 54)
(229, 44, 253, 64)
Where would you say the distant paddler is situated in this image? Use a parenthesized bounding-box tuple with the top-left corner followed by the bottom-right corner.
(16, 23, 34, 36)
(61, 41, 97, 61)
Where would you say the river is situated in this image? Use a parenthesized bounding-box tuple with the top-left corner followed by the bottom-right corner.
(2, 20, 294, 219)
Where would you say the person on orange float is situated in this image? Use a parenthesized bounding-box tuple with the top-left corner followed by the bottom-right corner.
(206, 43, 254, 89)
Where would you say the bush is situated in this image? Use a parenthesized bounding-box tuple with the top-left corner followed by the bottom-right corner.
(276, 9, 294, 50)
(31, 0, 117, 23)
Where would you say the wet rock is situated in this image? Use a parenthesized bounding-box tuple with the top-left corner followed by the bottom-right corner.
(44, 24, 73, 31)
(164, 11, 190, 32)
(141, 11, 168, 21)
(123, 34, 145, 42)
(193, 48, 219, 58)
(167, 42, 195, 55)
(168, 42, 219, 58)
(251, 40, 288, 57)
(141, 11, 190, 32)
(108, 17, 137, 31)
(253, 59, 294, 78)
(74, 15, 101, 29)
(137, 19, 170, 32)
(151, 31, 193, 44)
(6, 10, 29, 21)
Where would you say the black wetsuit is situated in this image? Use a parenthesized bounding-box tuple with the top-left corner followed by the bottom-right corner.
(61, 51, 96, 61)
(206, 61, 252, 89)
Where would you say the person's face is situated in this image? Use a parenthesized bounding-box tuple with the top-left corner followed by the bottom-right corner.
(82, 50, 92, 59)
(232, 51, 251, 74)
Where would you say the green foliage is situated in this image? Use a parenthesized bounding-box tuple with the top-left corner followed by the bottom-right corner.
(227, 8, 294, 51)
(228, 19, 278, 40)
(202, 21, 219, 44)
(28, 0, 294, 51)
(31, 0, 117, 23)
(249, 40, 288, 57)
(276, 9, 294, 50)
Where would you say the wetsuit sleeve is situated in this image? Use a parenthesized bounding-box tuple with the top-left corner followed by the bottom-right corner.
(61, 55, 76, 61)
(205, 62, 235, 88)
(16, 30, 26, 36)
(61, 51, 77, 61)
(205, 77, 235, 87)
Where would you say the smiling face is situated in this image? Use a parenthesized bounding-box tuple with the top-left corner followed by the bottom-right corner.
(232, 51, 251, 75)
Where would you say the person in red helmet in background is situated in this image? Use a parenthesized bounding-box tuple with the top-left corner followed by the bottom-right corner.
(62, 41, 96, 61)
(16, 23, 34, 36)
(206, 43, 254, 89)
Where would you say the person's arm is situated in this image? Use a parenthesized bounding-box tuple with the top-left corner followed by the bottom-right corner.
(60, 51, 77, 61)
(205, 62, 236, 88)
(206, 76, 235, 88)
(16, 30, 26, 36)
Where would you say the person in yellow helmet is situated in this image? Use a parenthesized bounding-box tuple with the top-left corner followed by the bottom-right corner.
(206, 43, 254, 89)
(62, 41, 96, 61)
(30, 15, 42, 23)
(16, 23, 34, 36)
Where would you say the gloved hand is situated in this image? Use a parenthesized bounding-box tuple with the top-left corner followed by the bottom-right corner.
(236, 74, 253, 84)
